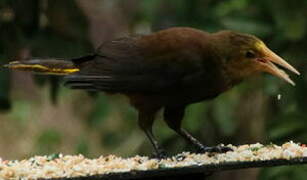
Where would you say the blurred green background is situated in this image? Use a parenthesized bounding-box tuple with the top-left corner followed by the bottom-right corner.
(0, 0, 306, 179)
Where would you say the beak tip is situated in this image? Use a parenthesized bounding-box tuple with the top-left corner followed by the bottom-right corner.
(264, 48, 300, 76)
(288, 79, 296, 86)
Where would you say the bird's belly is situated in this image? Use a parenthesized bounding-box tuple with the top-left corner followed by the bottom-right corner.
(166, 89, 220, 105)
(127, 80, 233, 109)
(128, 89, 222, 110)
(164, 80, 235, 105)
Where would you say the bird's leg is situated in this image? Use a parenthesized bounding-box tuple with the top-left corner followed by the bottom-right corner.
(164, 106, 232, 153)
(143, 128, 167, 158)
(177, 128, 232, 153)
(138, 110, 166, 158)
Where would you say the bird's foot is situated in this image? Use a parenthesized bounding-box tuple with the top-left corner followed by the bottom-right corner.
(174, 154, 186, 161)
(197, 145, 232, 154)
(151, 149, 168, 159)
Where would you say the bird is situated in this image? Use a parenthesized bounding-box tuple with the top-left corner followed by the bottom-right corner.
(4, 27, 300, 158)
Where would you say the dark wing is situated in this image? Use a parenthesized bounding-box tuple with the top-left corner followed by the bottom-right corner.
(64, 34, 205, 94)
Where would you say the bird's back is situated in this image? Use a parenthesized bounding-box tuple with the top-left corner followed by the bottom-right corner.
(65, 27, 228, 104)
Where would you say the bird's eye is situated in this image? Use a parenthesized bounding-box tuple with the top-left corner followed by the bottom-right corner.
(245, 50, 256, 58)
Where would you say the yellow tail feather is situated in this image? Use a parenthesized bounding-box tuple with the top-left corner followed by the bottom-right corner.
(4, 59, 79, 75)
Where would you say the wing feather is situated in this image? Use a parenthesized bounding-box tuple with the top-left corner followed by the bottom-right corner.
(65, 34, 204, 94)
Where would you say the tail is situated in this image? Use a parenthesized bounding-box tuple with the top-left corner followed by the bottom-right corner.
(3, 58, 80, 75)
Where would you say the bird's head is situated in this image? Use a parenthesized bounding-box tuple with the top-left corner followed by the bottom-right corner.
(213, 31, 300, 85)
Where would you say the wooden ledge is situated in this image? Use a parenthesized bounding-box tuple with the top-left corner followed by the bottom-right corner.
(43, 157, 307, 180)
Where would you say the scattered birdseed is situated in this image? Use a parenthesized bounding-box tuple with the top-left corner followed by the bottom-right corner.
(0, 141, 306, 180)
(277, 94, 282, 100)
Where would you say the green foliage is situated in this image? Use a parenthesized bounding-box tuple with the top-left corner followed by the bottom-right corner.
(260, 166, 307, 180)
(36, 129, 62, 154)
(75, 137, 90, 156)
(88, 95, 110, 128)
(8, 100, 31, 126)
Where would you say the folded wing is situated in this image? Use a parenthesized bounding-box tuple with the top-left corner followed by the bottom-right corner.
(65, 35, 204, 94)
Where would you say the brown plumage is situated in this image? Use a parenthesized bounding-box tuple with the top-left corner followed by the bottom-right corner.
(5, 27, 300, 157)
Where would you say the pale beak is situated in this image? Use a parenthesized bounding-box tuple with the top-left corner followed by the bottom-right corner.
(257, 46, 300, 86)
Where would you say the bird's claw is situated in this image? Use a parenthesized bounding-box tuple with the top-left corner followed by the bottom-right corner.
(198, 145, 233, 154)
(174, 154, 186, 161)
(151, 149, 168, 159)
